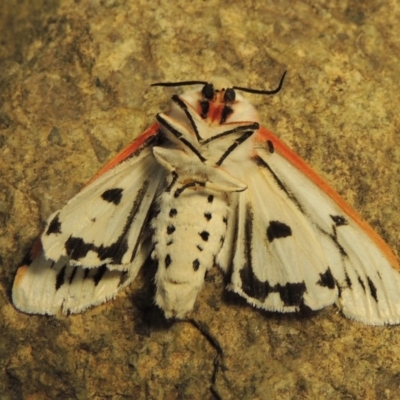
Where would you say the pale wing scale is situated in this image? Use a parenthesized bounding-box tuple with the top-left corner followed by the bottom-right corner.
(254, 146, 400, 324)
(12, 241, 147, 314)
(42, 146, 165, 269)
(13, 139, 164, 315)
(227, 159, 338, 312)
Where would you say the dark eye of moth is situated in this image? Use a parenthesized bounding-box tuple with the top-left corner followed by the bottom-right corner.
(202, 83, 214, 100)
(223, 88, 236, 103)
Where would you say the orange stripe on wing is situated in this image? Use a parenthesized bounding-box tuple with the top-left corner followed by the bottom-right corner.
(87, 123, 160, 185)
(257, 126, 400, 271)
(13, 265, 29, 287)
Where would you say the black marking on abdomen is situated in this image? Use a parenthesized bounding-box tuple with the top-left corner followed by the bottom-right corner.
(199, 231, 210, 241)
(46, 213, 62, 235)
(317, 267, 336, 289)
(101, 188, 123, 205)
(267, 140, 274, 153)
(367, 277, 378, 302)
(193, 259, 200, 271)
(267, 221, 292, 242)
(55, 265, 66, 290)
(93, 265, 107, 286)
(330, 215, 348, 226)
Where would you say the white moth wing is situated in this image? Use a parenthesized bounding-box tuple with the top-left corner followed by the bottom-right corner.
(12, 244, 147, 315)
(13, 134, 165, 315)
(42, 144, 165, 269)
(227, 158, 338, 313)
(252, 142, 400, 325)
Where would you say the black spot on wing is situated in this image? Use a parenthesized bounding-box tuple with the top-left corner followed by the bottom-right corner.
(64, 180, 150, 265)
(165, 254, 171, 268)
(169, 208, 177, 217)
(330, 230, 348, 257)
(101, 188, 124, 205)
(239, 204, 307, 307)
(239, 267, 270, 302)
(98, 240, 129, 263)
(207, 195, 214, 203)
(69, 266, 77, 284)
(55, 265, 67, 290)
(239, 265, 307, 307)
(345, 272, 352, 288)
(367, 277, 378, 302)
(267, 140, 274, 153)
(46, 213, 62, 235)
(118, 270, 129, 287)
(197, 245, 203, 251)
(330, 215, 348, 226)
(65, 237, 94, 260)
(317, 267, 336, 289)
(277, 282, 307, 307)
(358, 276, 366, 292)
(93, 264, 108, 286)
(267, 221, 292, 242)
(199, 231, 210, 241)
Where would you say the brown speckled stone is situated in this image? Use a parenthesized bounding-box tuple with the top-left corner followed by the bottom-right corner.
(1, 1, 400, 399)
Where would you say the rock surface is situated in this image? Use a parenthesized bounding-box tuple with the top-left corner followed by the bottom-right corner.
(1, 1, 400, 399)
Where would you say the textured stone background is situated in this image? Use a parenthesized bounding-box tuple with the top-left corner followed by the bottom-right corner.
(1, 1, 400, 399)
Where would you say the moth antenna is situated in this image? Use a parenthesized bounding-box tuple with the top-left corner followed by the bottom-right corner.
(233, 71, 287, 95)
(151, 80, 208, 87)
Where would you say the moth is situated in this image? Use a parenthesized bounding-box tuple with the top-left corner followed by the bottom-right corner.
(12, 72, 400, 324)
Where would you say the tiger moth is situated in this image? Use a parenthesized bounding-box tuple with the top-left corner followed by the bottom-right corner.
(12, 72, 400, 325)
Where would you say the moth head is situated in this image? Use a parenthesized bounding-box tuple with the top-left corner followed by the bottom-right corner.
(151, 71, 286, 125)
(200, 77, 236, 104)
